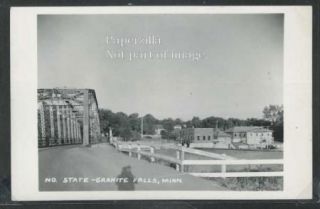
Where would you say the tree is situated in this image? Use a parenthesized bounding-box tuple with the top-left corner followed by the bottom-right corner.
(190, 117, 202, 128)
(201, 116, 225, 129)
(128, 113, 140, 132)
(263, 105, 283, 125)
(143, 114, 158, 135)
(99, 109, 116, 134)
(263, 105, 284, 141)
(162, 118, 175, 132)
(160, 130, 168, 139)
(119, 126, 132, 141)
(99, 106, 284, 142)
(131, 130, 142, 141)
(246, 118, 271, 127)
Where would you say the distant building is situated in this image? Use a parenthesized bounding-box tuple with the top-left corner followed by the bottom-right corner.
(180, 126, 274, 149)
(173, 125, 182, 130)
(213, 129, 232, 143)
(154, 124, 165, 135)
(180, 128, 231, 145)
(225, 126, 274, 146)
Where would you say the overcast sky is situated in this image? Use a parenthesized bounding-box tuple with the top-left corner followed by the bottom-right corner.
(38, 14, 283, 120)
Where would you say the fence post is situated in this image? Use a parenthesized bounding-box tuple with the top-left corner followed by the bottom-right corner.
(221, 153, 226, 160)
(137, 144, 141, 160)
(150, 147, 155, 162)
(221, 163, 227, 178)
(180, 147, 185, 173)
(128, 143, 132, 157)
(176, 150, 180, 171)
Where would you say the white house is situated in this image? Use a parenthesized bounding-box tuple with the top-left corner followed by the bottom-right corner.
(225, 126, 274, 148)
(173, 125, 182, 130)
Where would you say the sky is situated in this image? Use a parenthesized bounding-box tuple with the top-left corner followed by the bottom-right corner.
(38, 14, 283, 120)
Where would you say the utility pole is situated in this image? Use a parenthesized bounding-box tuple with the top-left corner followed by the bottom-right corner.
(215, 120, 219, 139)
(109, 127, 113, 143)
(141, 116, 144, 139)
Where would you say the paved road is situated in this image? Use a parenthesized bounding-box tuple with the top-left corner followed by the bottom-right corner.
(39, 143, 226, 191)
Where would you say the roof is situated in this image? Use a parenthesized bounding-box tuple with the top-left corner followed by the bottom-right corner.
(214, 129, 231, 137)
(225, 126, 272, 133)
(183, 127, 226, 131)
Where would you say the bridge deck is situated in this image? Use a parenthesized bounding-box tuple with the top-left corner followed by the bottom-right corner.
(39, 143, 226, 191)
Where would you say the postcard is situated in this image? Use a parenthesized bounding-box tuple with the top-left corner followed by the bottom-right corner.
(10, 6, 312, 200)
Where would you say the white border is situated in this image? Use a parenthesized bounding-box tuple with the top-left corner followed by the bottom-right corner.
(10, 6, 312, 200)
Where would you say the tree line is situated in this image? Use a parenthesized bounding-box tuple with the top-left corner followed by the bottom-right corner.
(99, 105, 283, 141)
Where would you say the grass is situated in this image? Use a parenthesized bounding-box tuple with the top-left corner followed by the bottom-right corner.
(213, 177, 283, 191)
(155, 148, 215, 160)
(133, 140, 283, 160)
(199, 148, 283, 159)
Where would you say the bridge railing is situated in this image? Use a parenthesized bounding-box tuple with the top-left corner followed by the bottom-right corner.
(110, 139, 284, 178)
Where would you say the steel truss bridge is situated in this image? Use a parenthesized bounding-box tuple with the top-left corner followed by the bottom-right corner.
(37, 88, 102, 147)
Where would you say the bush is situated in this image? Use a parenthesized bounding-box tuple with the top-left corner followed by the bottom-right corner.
(214, 177, 283, 191)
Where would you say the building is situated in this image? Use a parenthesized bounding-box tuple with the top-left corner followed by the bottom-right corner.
(180, 126, 274, 149)
(180, 128, 231, 145)
(225, 126, 274, 146)
(37, 88, 102, 147)
(173, 125, 182, 130)
(213, 129, 232, 143)
(154, 124, 165, 135)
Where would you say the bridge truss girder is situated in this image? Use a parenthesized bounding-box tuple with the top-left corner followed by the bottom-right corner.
(37, 88, 102, 147)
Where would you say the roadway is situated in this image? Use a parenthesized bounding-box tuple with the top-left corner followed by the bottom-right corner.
(39, 143, 226, 191)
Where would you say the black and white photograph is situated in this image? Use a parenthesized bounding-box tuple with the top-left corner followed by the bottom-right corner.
(37, 13, 284, 192)
(10, 6, 312, 200)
